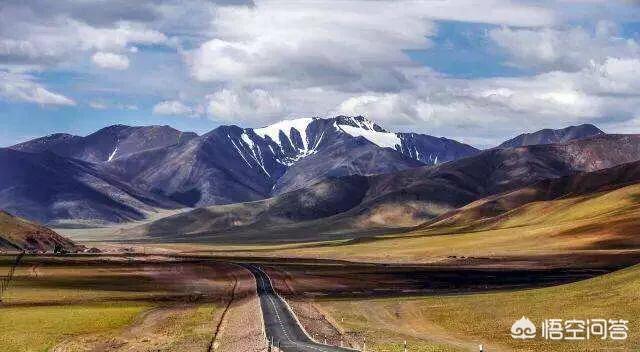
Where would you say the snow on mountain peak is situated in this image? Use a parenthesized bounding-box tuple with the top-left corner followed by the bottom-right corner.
(254, 117, 315, 151)
(333, 116, 400, 149)
(337, 124, 401, 149)
(334, 115, 386, 132)
(252, 115, 401, 151)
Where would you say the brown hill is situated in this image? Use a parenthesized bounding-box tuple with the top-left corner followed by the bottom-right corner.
(424, 158, 640, 230)
(0, 210, 77, 251)
(127, 134, 640, 243)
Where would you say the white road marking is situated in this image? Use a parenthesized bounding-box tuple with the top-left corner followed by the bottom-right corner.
(254, 265, 334, 352)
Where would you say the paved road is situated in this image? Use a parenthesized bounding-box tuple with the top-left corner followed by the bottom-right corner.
(245, 265, 355, 352)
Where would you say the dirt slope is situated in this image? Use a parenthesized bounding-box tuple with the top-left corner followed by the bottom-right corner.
(0, 210, 76, 251)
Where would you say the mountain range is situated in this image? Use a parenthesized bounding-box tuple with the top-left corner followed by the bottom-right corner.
(1, 116, 625, 240)
(3, 116, 477, 224)
(497, 123, 604, 148)
(128, 133, 640, 243)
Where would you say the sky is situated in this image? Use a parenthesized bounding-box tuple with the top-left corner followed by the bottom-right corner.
(1, 0, 640, 148)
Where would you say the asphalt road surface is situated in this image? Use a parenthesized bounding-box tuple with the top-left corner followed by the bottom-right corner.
(245, 265, 355, 352)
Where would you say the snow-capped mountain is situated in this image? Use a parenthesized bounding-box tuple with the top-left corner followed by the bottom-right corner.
(6, 116, 478, 222)
(231, 116, 477, 175)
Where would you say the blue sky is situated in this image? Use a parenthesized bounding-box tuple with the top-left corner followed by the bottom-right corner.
(1, 1, 640, 148)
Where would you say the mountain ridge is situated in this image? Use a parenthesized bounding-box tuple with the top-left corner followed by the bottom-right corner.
(4, 117, 617, 227)
(0, 210, 77, 251)
(127, 133, 640, 243)
(497, 123, 604, 148)
(8, 116, 478, 215)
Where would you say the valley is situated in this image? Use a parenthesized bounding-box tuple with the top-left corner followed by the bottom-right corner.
(2, 118, 640, 351)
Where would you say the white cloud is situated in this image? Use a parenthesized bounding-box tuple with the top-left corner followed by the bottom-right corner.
(3, 0, 640, 147)
(0, 71, 75, 106)
(186, 1, 437, 92)
(91, 52, 130, 70)
(206, 88, 284, 122)
(78, 22, 167, 53)
(184, 0, 560, 126)
(90, 100, 139, 110)
(153, 100, 195, 116)
(337, 94, 420, 126)
(89, 101, 108, 109)
(489, 23, 640, 71)
(334, 56, 640, 147)
(0, 7, 167, 69)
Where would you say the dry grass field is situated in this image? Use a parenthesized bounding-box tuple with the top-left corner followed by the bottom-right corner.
(0, 256, 252, 352)
(308, 264, 640, 351)
(141, 183, 640, 271)
(5, 182, 639, 351)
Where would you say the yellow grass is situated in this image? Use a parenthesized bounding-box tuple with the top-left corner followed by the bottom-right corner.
(0, 259, 234, 351)
(168, 182, 640, 264)
(0, 302, 151, 352)
(320, 264, 640, 351)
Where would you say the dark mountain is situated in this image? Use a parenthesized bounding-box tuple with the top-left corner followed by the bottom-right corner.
(107, 125, 280, 207)
(10, 116, 477, 212)
(0, 210, 77, 251)
(9, 133, 84, 154)
(0, 148, 178, 225)
(11, 125, 198, 163)
(129, 176, 371, 239)
(105, 116, 476, 206)
(424, 157, 640, 230)
(129, 134, 640, 243)
(272, 134, 424, 195)
(498, 123, 604, 148)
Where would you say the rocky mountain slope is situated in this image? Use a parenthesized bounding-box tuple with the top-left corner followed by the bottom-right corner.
(8, 117, 477, 218)
(424, 157, 640, 230)
(498, 124, 604, 148)
(11, 125, 198, 163)
(0, 148, 178, 224)
(108, 116, 477, 205)
(129, 134, 640, 243)
(0, 210, 76, 251)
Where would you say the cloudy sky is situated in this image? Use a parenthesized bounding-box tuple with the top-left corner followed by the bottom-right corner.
(1, 0, 640, 148)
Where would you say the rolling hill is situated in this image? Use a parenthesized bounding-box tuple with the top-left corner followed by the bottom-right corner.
(127, 134, 640, 243)
(0, 210, 76, 251)
(497, 123, 604, 148)
(0, 148, 178, 225)
(424, 158, 640, 230)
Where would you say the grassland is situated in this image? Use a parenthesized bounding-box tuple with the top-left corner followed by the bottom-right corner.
(0, 302, 152, 352)
(0, 257, 240, 352)
(293, 183, 640, 261)
(7, 180, 639, 351)
(318, 263, 640, 351)
(151, 182, 640, 268)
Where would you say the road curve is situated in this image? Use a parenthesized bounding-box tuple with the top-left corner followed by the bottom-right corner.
(245, 264, 356, 352)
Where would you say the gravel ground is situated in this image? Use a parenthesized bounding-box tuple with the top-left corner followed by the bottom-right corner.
(215, 266, 269, 352)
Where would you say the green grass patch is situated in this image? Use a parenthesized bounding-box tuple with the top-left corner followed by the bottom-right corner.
(0, 302, 152, 352)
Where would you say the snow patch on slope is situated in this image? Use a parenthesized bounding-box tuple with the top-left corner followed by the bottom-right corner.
(345, 116, 378, 131)
(231, 133, 272, 177)
(338, 125, 401, 149)
(254, 118, 314, 150)
(250, 117, 319, 166)
(107, 146, 118, 162)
